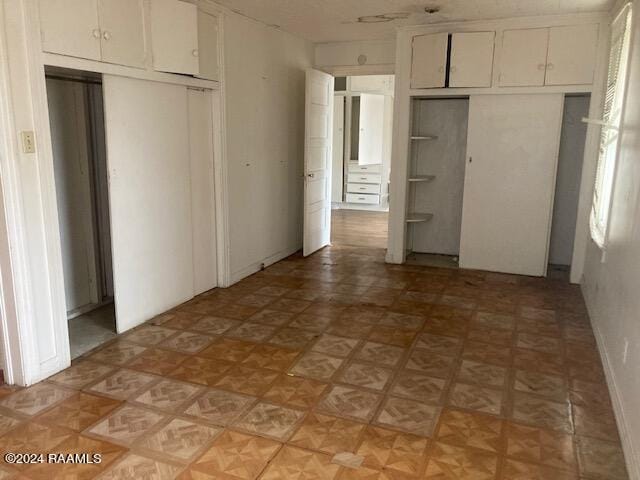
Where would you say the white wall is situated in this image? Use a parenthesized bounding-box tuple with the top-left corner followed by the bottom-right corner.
(549, 95, 589, 265)
(222, 12, 314, 282)
(582, 3, 640, 478)
(315, 40, 395, 75)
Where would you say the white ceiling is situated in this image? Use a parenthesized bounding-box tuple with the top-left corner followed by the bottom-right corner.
(211, 0, 614, 42)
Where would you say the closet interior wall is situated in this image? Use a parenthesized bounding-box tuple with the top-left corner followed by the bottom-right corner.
(407, 97, 469, 256)
(46, 70, 114, 319)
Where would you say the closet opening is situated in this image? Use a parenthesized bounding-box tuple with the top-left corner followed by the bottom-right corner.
(330, 74, 394, 249)
(548, 94, 590, 278)
(45, 67, 116, 359)
(405, 96, 469, 268)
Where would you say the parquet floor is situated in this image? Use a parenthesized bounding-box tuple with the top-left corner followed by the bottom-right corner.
(0, 245, 629, 479)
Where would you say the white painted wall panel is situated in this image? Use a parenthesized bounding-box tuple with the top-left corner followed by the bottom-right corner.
(223, 12, 313, 280)
(103, 76, 193, 332)
(582, 5, 640, 476)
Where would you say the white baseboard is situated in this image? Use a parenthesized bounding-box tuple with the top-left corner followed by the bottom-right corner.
(229, 246, 300, 286)
(583, 287, 640, 480)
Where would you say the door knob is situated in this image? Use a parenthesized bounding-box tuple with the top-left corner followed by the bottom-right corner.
(92, 29, 101, 39)
(307, 173, 315, 178)
(102, 30, 111, 40)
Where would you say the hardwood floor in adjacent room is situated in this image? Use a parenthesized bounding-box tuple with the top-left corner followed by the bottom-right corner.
(331, 209, 388, 249)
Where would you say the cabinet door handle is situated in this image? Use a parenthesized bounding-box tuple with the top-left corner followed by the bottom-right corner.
(469, 156, 473, 163)
(92, 29, 101, 39)
(102, 30, 111, 41)
(307, 173, 315, 178)
(450, 66, 457, 73)
(537, 63, 546, 71)
(192, 49, 199, 57)
(546, 63, 554, 70)
(438, 66, 445, 73)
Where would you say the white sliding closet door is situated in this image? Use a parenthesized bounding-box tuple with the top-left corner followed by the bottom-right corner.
(188, 88, 217, 295)
(459, 94, 563, 276)
(103, 76, 194, 332)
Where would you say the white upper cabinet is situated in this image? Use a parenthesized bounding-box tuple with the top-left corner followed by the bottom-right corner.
(499, 25, 599, 87)
(546, 24, 599, 85)
(39, 0, 102, 61)
(499, 28, 549, 87)
(39, 0, 145, 68)
(197, 11, 219, 81)
(98, 0, 145, 68)
(449, 32, 495, 88)
(410, 33, 449, 89)
(150, 0, 199, 75)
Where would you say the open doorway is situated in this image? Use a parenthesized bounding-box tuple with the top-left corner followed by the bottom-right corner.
(330, 75, 393, 249)
(45, 67, 116, 359)
(547, 94, 590, 279)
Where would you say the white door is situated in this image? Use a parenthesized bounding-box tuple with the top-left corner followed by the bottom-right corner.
(98, 0, 146, 68)
(188, 88, 217, 295)
(331, 96, 345, 203)
(103, 76, 194, 332)
(197, 11, 220, 81)
(460, 94, 564, 276)
(358, 93, 385, 165)
(449, 32, 495, 88)
(499, 28, 549, 87)
(410, 33, 449, 89)
(150, 0, 199, 75)
(39, 0, 102, 61)
(303, 69, 334, 256)
(546, 24, 599, 86)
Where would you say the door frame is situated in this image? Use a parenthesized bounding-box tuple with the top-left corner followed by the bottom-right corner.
(0, 0, 230, 385)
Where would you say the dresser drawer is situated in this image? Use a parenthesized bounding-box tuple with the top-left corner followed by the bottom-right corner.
(348, 163, 383, 174)
(348, 173, 382, 184)
(347, 183, 380, 194)
(346, 193, 380, 204)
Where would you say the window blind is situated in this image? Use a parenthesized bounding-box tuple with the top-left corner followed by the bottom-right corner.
(590, 4, 633, 248)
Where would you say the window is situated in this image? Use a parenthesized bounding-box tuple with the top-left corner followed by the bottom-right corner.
(590, 4, 633, 248)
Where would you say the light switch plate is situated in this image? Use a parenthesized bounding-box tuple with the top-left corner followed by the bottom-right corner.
(20, 131, 36, 154)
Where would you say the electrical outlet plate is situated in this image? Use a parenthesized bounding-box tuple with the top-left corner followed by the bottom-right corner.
(20, 131, 36, 154)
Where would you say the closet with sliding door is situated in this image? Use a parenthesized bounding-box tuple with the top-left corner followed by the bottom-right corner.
(395, 16, 603, 278)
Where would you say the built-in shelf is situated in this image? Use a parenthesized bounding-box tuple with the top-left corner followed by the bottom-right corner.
(406, 213, 434, 224)
(408, 175, 436, 183)
(411, 135, 438, 140)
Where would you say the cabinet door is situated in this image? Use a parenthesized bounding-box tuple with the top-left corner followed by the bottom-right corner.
(410, 33, 449, 89)
(499, 28, 549, 87)
(196, 11, 219, 81)
(545, 24, 599, 85)
(450, 32, 495, 87)
(39, 0, 101, 60)
(98, 0, 146, 68)
(150, 0, 199, 75)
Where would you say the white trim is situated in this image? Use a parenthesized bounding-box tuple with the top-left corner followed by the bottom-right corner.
(230, 246, 299, 285)
(211, 18, 231, 287)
